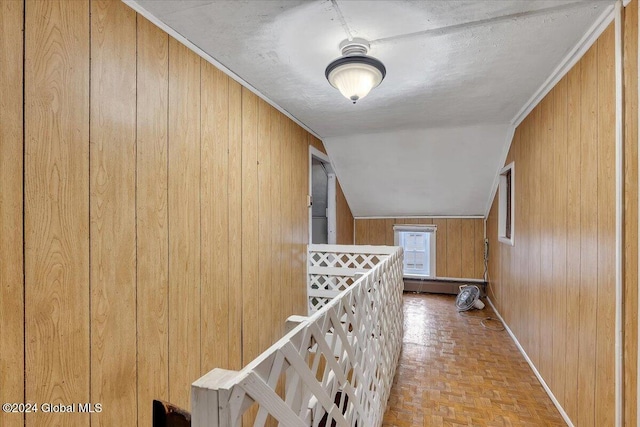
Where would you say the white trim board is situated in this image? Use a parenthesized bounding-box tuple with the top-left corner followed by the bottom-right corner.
(122, 0, 322, 141)
(354, 216, 485, 220)
(485, 4, 616, 219)
(497, 162, 516, 246)
(393, 224, 437, 232)
(433, 276, 484, 283)
(485, 297, 575, 427)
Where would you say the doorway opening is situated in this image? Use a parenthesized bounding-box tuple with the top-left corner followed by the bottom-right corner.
(309, 147, 336, 244)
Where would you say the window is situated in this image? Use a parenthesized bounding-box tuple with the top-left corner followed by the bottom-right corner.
(498, 162, 515, 245)
(394, 225, 437, 278)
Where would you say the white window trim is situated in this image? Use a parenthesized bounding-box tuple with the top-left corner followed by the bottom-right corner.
(393, 224, 437, 279)
(498, 162, 515, 246)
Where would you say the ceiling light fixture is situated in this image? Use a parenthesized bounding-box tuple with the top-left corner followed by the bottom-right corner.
(325, 38, 386, 104)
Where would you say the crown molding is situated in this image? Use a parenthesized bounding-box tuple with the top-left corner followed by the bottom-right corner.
(511, 4, 615, 127)
(484, 3, 616, 219)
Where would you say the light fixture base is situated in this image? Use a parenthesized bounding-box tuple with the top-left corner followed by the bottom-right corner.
(339, 38, 370, 56)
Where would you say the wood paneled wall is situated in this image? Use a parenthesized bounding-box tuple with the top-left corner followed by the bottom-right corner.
(0, 1, 354, 426)
(354, 218, 484, 279)
(25, 2, 91, 427)
(624, 1, 638, 424)
(336, 182, 355, 244)
(487, 24, 616, 426)
(0, 2, 24, 427)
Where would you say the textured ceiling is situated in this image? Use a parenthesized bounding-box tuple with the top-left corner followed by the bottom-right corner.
(132, 0, 612, 216)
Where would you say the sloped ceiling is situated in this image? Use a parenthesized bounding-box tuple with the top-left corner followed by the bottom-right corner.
(324, 125, 512, 217)
(130, 0, 612, 216)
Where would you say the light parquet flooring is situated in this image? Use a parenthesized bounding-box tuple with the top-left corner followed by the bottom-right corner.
(382, 293, 566, 427)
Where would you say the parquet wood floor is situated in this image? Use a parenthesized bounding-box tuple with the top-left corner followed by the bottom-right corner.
(382, 293, 566, 427)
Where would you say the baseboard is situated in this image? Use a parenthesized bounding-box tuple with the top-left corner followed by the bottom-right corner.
(403, 278, 487, 295)
(485, 297, 574, 427)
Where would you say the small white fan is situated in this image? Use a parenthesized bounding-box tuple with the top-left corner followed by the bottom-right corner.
(455, 285, 485, 311)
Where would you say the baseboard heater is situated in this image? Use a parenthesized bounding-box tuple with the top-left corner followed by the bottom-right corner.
(403, 277, 487, 296)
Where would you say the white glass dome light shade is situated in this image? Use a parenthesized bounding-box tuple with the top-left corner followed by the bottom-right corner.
(325, 56, 386, 104)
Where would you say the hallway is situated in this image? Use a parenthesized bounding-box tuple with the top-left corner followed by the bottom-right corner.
(382, 293, 566, 427)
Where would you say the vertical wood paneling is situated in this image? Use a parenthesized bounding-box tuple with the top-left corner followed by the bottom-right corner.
(282, 117, 293, 317)
(529, 106, 542, 367)
(136, 15, 169, 427)
(551, 76, 568, 406)
(539, 94, 554, 381)
(474, 219, 485, 280)
(577, 43, 598, 427)
(271, 111, 284, 337)
(624, 3, 639, 426)
(90, 1, 137, 425)
(228, 80, 243, 370)
(257, 99, 273, 353)
(200, 62, 229, 372)
(168, 40, 201, 409)
(25, 1, 90, 425)
(13, 4, 632, 426)
(354, 218, 484, 279)
(240, 88, 259, 425)
(564, 61, 582, 420)
(0, 0, 24, 422)
(384, 218, 395, 245)
(241, 88, 259, 366)
(486, 24, 617, 426)
(355, 219, 370, 244)
(516, 121, 529, 340)
(460, 220, 475, 279)
(0, 1, 23, 426)
(446, 219, 462, 278)
(368, 219, 384, 246)
(336, 182, 354, 244)
(595, 25, 615, 427)
(15, 3, 330, 424)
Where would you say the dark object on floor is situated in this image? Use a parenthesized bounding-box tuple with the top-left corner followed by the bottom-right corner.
(318, 391, 356, 427)
(153, 400, 191, 427)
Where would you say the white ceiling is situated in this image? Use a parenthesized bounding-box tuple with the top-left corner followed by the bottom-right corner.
(324, 124, 511, 217)
(132, 0, 612, 217)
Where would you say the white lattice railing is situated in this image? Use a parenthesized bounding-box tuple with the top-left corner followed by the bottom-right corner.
(191, 244, 404, 427)
(307, 245, 396, 314)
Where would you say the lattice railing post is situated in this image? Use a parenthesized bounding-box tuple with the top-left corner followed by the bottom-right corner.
(192, 369, 242, 427)
(192, 245, 403, 427)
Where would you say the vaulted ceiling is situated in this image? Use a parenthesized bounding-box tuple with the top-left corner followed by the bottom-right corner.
(130, 0, 613, 216)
